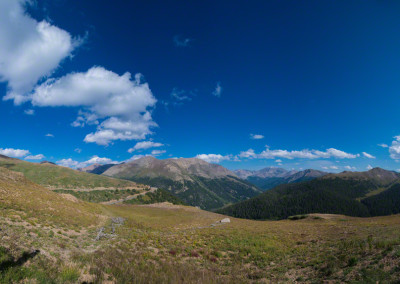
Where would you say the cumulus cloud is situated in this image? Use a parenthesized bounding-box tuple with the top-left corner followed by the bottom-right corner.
(239, 147, 359, 160)
(238, 149, 257, 158)
(259, 147, 358, 160)
(128, 141, 164, 153)
(74, 148, 82, 154)
(275, 159, 282, 163)
(173, 35, 192, 47)
(0, 148, 30, 158)
(0, 1, 158, 147)
(29, 67, 157, 145)
(195, 154, 231, 163)
(85, 155, 117, 165)
(56, 155, 118, 169)
(125, 154, 155, 162)
(389, 136, 400, 160)
(344, 165, 357, 170)
(362, 152, 375, 159)
(367, 165, 373, 170)
(322, 166, 339, 170)
(45, 133, 54, 137)
(250, 134, 264, 140)
(25, 154, 45, 160)
(378, 143, 388, 148)
(24, 109, 34, 115)
(212, 82, 222, 97)
(0, 0, 77, 104)
(151, 150, 166, 156)
(56, 158, 80, 168)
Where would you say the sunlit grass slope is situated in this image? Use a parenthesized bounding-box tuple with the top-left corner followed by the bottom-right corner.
(1, 165, 400, 283)
(0, 155, 142, 189)
(0, 167, 102, 227)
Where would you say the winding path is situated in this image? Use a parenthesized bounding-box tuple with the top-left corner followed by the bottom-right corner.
(101, 187, 158, 205)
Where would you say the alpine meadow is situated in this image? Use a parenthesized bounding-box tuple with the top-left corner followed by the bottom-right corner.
(2, 1, 400, 283)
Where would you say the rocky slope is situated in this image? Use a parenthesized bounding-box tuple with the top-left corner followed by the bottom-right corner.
(102, 157, 261, 209)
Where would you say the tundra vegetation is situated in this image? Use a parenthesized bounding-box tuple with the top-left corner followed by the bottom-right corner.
(1, 166, 400, 283)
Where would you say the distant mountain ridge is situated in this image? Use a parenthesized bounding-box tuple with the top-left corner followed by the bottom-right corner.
(218, 167, 400, 220)
(101, 156, 261, 209)
(234, 167, 328, 190)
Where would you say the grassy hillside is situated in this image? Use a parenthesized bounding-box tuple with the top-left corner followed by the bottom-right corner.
(0, 156, 142, 189)
(54, 188, 185, 205)
(217, 171, 400, 220)
(124, 188, 186, 205)
(1, 167, 400, 282)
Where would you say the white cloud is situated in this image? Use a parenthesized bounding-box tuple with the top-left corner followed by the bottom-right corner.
(128, 141, 164, 153)
(85, 155, 117, 165)
(173, 35, 192, 47)
(56, 158, 80, 168)
(322, 165, 339, 170)
(389, 136, 400, 160)
(171, 88, 191, 102)
(74, 148, 82, 154)
(125, 154, 154, 162)
(367, 164, 373, 170)
(0, 148, 30, 158)
(0, 1, 157, 147)
(344, 165, 357, 170)
(25, 154, 45, 160)
(378, 143, 388, 148)
(56, 155, 118, 169)
(45, 133, 54, 138)
(162, 88, 196, 108)
(195, 154, 230, 163)
(151, 150, 166, 156)
(362, 152, 375, 159)
(24, 109, 34, 115)
(0, 0, 77, 104)
(212, 82, 222, 97)
(239, 147, 359, 160)
(275, 159, 282, 163)
(29, 67, 157, 145)
(250, 134, 264, 140)
(238, 149, 257, 158)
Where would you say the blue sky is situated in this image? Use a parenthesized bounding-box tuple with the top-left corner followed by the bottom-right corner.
(1, 0, 400, 172)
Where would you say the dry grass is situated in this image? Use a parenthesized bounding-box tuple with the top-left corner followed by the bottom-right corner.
(1, 167, 400, 283)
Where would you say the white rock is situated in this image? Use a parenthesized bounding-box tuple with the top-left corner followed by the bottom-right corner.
(220, 218, 231, 223)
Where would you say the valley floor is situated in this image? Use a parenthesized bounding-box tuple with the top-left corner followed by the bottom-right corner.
(1, 201, 400, 283)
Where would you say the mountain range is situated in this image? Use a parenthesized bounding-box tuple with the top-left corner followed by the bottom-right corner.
(218, 167, 400, 219)
(99, 156, 261, 209)
(234, 167, 328, 190)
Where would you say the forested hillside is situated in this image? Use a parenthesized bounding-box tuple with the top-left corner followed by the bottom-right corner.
(218, 168, 400, 220)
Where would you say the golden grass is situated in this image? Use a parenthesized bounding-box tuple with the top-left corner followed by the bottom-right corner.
(1, 167, 400, 282)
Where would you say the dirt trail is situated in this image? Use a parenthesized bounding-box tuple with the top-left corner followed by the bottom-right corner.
(101, 187, 158, 205)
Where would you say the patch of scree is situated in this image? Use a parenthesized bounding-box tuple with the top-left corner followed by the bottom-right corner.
(95, 217, 125, 241)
